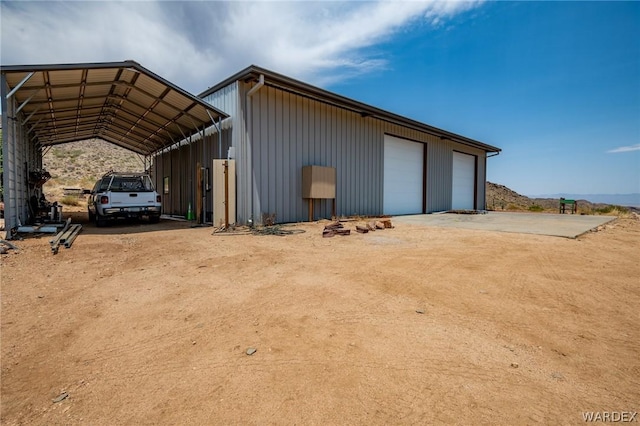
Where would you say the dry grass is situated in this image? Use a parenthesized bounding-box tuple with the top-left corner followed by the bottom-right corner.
(579, 205, 634, 217)
(59, 195, 80, 206)
(42, 139, 140, 206)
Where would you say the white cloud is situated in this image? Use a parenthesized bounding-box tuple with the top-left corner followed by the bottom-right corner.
(607, 144, 640, 153)
(1, 1, 483, 93)
(0, 2, 219, 92)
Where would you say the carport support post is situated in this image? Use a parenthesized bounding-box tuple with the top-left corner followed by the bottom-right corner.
(224, 160, 229, 228)
(1, 73, 10, 239)
(217, 117, 222, 160)
(207, 112, 224, 225)
(166, 134, 181, 217)
(176, 125, 190, 219)
(201, 125, 206, 224)
(196, 162, 202, 224)
(189, 134, 193, 220)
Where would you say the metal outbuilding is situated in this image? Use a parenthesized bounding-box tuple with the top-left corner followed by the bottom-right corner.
(1, 60, 228, 237)
(154, 65, 501, 225)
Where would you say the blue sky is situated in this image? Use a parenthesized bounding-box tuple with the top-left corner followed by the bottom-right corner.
(1, 1, 639, 196)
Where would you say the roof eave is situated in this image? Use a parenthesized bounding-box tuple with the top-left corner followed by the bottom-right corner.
(200, 65, 500, 153)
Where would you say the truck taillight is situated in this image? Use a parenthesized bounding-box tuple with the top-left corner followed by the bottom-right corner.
(156, 195, 161, 203)
(100, 196, 109, 204)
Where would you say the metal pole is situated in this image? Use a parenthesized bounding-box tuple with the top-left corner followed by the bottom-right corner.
(5, 71, 34, 99)
(16, 89, 40, 114)
(21, 105, 41, 125)
(178, 136, 181, 217)
(206, 110, 221, 160)
(224, 160, 229, 228)
(189, 132, 192, 201)
(201, 125, 206, 224)
(218, 117, 222, 160)
(27, 116, 45, 134)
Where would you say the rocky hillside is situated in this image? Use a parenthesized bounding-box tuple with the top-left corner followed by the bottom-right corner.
(485, 182, 635, 215)
(486, 182, 559, 211)
(42, 139, 142, 200)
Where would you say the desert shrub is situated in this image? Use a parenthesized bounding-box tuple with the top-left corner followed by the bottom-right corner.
(486, 199, 506, 211)
(81, 177, 96, 188)
(579, 206, 593, 215)
(528, 204, 544, 212)
(60, 195, 80, 206)
(579, 204, 635, 218)
(506, 203, 522, 211)
(595, 205, 614, 214)
(594, 205, 629, 215)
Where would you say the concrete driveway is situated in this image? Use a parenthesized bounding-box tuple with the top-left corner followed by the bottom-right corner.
(392, 211, 616, 238)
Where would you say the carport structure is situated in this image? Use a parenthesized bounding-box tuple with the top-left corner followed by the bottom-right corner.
(1, 60, 228, 238)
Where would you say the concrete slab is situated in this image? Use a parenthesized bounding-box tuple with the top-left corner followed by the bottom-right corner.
(392, 212, 616, 238)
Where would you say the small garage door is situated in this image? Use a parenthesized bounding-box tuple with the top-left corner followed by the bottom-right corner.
(452, 151, 476, 210)
(383, 135, 424, 215)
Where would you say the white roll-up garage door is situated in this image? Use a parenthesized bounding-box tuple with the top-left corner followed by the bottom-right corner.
(383, 135, 424, 215)
(452, 151, 476, 210)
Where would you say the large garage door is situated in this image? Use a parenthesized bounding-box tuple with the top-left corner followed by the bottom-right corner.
(452, 151, 476, 210)
(383, 135, 424, 215)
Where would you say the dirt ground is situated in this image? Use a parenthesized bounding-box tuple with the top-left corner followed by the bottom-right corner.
(1, 213, 639, 425)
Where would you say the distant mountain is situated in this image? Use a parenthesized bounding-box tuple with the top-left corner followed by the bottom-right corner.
(486, 182, 639, 214)
(530, 193, 640, 208)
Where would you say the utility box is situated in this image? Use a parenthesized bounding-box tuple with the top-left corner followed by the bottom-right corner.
(302, 165, 336, 199)
(212, 159, 236, 227)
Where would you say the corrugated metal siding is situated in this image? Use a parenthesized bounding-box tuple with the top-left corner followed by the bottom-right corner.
(152, 128, 232, 218)
(152, 83, 238, 218)
(238, 80, 489, 223)
(203, 82, 238, 122)
(359, 124, 488, 213)
(246, 83, 386, 223)
(154, 78, 489, 223)
(428, 141, 454, 211)
(203, 81, 256, 223)
(477, 155, 487, 210)
(1, 74, 45, 236)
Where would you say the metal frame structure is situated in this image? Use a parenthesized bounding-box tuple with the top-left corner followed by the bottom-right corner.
(193, 65, 502, 225)
(1, 60, 228, 238)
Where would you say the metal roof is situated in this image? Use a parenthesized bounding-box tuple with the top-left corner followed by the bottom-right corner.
(1, 60, 228, 155)
(201, 65, 500, 153)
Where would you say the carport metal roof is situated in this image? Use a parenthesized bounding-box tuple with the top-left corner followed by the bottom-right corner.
(1, 60, 228, 155)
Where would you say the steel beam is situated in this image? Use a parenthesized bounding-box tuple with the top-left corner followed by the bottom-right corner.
(5, 71, 34, 99)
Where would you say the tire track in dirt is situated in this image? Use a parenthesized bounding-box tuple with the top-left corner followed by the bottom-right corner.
(3, 218, 639, 425)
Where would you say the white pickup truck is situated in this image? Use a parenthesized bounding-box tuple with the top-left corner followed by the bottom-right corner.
(88, 172, 161, 227)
